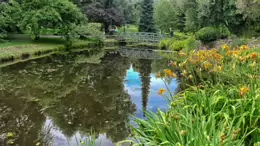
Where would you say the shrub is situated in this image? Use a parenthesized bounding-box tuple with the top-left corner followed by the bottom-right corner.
(185, 35, 200, 51)
(196, 27, 220, 42)
(169, 40, 186, 51)
(173, 32, 188, 40)
(159, 39, 173, 50)
(218, 26, 230, 39)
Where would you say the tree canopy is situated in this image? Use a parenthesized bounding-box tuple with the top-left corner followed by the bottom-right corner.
(154, 0, 260, 35)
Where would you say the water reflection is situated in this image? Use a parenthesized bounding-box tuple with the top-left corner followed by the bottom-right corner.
(0, 49, 177, 145)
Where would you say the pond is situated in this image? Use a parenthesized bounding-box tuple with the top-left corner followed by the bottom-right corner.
(0, 48, 178, 146)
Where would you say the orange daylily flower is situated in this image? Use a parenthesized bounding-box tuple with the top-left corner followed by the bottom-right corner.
(239, 87, 250, 97)
(179, 51, 186, 57)
(203, 62, 213, 70)
(163, 69, 176, 78)
(222, 44, 230, 51)
(239, 57, 246, 63)
(169, 61, 177, 67)
(239, 45, 249, 51)
(158, 88, 166, 95)
(249, 53, 257, 60)
(155, 73, 161, 78)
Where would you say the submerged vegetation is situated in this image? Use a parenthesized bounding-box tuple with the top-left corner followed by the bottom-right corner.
(130, 45, 260, 145)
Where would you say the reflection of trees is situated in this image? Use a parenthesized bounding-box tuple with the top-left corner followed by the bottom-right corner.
(0, 92, 45, 146)
(138, 59, 152, 116)
(151, 58, 169, 73)
(47, 53, 136, 142)
(0, 51, 135, 144)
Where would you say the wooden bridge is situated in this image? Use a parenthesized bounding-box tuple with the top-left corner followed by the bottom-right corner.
(117, 32, 169, 43)
(118, 47, 175, 60)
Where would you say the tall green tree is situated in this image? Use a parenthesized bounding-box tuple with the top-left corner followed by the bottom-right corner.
(154, 0, 177, 32)
(139, 0, 156, 32)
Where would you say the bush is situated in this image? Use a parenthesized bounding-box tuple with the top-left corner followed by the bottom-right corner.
(169, 40, 186, 51)
(159, 39, 171, 49)
(185, 35, 200, 51)
(173, 32, 188, 40)
(196, 27, 220, 42)
(218, 26, 230, 39)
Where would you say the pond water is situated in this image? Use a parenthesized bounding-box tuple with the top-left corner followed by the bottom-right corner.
(0, 48, 177, 146)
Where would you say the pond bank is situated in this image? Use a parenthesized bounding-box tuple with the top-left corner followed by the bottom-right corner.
(0, 40, 102, 65)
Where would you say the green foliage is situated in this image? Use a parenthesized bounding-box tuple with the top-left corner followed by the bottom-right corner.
(0, 30, 7, 43)
(169, 40, 186, 51)
(131, 46, 260, 145)
(75, 23, 105, 42)
(219, 26, 231, 39)
(154, 0, 177, 32)
(174, 32, 188, 40)
(0, 0, 21, 43)
(131, 109, 247, 145)
(154, 0, 260, 36)
(196, 27, 220, 43)
(185, 35, 200, 51)
(119, 25, 139, 33)
(159, 33, 200, 51)
(231, 38, 247, 48)
(159, 38, 172, 49)
(139, 0, 156, 32)
(19, 0, 87, 47)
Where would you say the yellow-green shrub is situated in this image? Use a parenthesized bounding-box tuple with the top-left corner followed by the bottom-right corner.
(169, 40, 186, 51)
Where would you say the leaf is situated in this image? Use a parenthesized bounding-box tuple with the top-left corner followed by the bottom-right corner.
(7, 132, 14, 138)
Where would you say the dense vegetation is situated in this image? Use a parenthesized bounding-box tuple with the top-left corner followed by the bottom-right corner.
(130, 45, 260, 145)
(154, 0, 260, 36)
(0, 0, 260, 145)
(0, 0, 141, 45)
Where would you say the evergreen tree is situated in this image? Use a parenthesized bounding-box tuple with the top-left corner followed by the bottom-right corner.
(139, 0, 156, 32)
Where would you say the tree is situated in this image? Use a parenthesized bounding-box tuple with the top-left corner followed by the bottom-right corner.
(154, 0, 177, 32)
(0, 0, 21, 42)
(82, 0, 124, 33)
(139, 0, 156, 32)
(19, 0, 86, 46)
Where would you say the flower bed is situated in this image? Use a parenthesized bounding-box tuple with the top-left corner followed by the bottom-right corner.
(129, 45, 260, 145)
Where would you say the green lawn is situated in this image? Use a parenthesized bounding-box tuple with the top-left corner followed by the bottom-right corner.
(119, 25, 139, 33)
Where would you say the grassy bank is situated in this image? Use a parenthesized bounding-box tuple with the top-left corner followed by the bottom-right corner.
(127, 45, 260, 145)
(0, 36, 101, 64)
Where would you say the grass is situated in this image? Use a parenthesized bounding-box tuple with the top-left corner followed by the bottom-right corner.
(119, 25, 139, 33)
(0, 35, 100, 64)
(127, 45, 260, 145)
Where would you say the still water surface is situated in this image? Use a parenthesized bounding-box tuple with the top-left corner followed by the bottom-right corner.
(0, 49, 177, 146)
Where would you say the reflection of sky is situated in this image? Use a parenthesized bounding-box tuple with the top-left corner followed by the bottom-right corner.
(45, 66, 178, 146)
(125, 66, 177, 118)
(44, 119, 114, 146)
